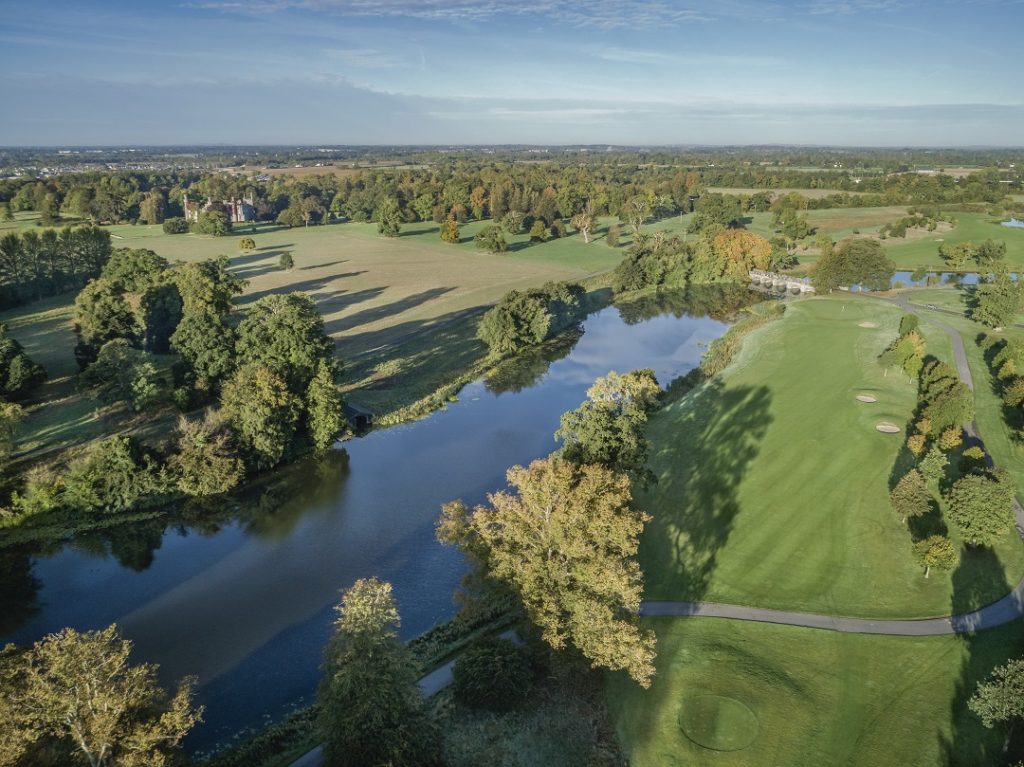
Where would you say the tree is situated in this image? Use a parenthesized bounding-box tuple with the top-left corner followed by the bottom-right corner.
(375, 198, 402, 238)
(194, 209, 231, 236)
(688, 193, 742, 233)
(238, 236, 256, 252)
(969, 657, 1024, 753)
(528, 219, 549, 242)
(81, 340, 165, 413)
(0, 323, 46, 399)
(0, 401, 23, 469)
(161, 217, 189, 235)
(946, 469, 1016, 547)
(101, 248, 168, 293)
(812, 238, 895, 293)
(712, 229, 773, 279)
(889, 468, 931, 524)
(62, 436, 163, 515)
(556, 369, 660, 486)
(939, 242, 974, 271)
(168, 413, 244, 497)
(502, 211, 524, 235)
(438, 457, 656, 686)
(172, 256, 245, 316)
(73, 279, 139, 368)
(306, 359, 347, 453)
(220, 364, 301, 470)
(439, 216, 460, 244)
(279, 251, 294, 271)
(570, 203, 595, 243)
(1, 201, 13, 222)
(317, 578, 441, 767)
(235, 293, 334, 395)
(138, 190, 166, 225)
(973, 267, 1023, 329)
(622, 196, 651, 236)
(0, 624, 201, 767)
(920, 446, 949, 482)
(606, 224, 620, 248)
(911, 535, 959, 578)
(474, 224, 507, 254)
(169, 311, 236, 389)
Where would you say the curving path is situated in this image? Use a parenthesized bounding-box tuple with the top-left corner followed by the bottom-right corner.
(638, 293, 1024, 637)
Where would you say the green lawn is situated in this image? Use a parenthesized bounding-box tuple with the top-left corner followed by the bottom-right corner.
(884, 212, 1024, 270)
(609, 617, 1024, 767)
(638, 296, 1024, 618)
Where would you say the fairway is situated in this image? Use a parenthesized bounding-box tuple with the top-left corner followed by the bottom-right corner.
(638, 296, 1024, 618)
(608, 617, 1024, 767)
(883, 211, 1024, 270)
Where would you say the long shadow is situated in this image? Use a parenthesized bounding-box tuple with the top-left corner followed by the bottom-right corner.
(940, 548, 1024, 764)
(323, 287, 455, 336)
(236, 272, 369, 305)
(625, 379, 772, 749)
(0, 547, 40, 634)
(300, 259, 347, 271)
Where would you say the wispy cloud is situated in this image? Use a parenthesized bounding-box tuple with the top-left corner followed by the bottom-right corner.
(322, 47, 404, 68)
(808, 0, 905, 14)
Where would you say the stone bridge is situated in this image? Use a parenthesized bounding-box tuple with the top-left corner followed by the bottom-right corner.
(749, 269, 815, 295)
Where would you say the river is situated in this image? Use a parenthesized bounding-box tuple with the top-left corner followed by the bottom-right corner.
(0, 289, 742, 753)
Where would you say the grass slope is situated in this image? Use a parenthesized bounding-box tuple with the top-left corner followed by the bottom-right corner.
(609, 617, 1024, 767)
(639, 296, 1024, 618)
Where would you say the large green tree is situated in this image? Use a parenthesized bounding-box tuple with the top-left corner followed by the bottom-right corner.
(438, 457, 656, 686)
(73, 279, 138, 368)
(220, 363, 301, 470)
(80, 340, 165, 413)
(946, 469, 1016, 547)
(0, 625, 201, 767)
(305, 359, 346, 453)
(375, 198, 402, 238)
(235, 293, 334, 395)
(969, 657, 1024, 753)
(972, 266, 1023, 329)
(889, 468, 931, 524)
(556, 369, 660, 486)
(317, 578, 441, 767)
(812, 238, 895, 292)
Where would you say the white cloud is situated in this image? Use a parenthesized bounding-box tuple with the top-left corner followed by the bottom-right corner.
(322, 47, 404, 67)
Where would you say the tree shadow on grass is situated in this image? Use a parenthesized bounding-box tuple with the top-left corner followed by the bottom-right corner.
(940, 547, 1024, 765)
(235, 272, 369, 306)
(323, 287, 456, 336)
(617, 379, 772, 751)
(638, 379, 772, 602)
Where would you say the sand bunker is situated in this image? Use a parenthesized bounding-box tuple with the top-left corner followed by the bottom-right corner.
(875, 422, 901, 433)
(858, 321, 878, 328)
(856, 394, 878, 403)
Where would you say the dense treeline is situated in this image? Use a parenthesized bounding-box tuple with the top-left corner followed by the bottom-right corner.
(0, 226, 113, 308)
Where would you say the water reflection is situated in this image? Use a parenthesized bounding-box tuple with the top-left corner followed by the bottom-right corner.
(0, 289, 740, 751)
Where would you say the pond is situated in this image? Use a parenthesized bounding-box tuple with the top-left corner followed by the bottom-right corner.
(1002, 218, 1024, 229)
(0, 287, 747, 753)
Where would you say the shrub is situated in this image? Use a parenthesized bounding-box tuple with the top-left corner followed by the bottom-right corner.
(279, 251, 294, 271)
(62, 436, 165, 515)
(452, 637, 533, 711)
(938, 426, 963, 451)
(162, 217, 189, 234)
(238, 236, 256, 251)
(474, 225, 507, 253)
(528, 220, 549, 242)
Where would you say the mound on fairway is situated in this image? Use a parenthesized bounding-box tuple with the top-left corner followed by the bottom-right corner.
(639, 296, 1024, 618)
(875, 421, 900, 433)
(856, 394, 877, 403)
(679, 694, 758, 751)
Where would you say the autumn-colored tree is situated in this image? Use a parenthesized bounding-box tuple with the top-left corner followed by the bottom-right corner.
(889, 468, 931, 524)
(0, 625, 201, 767)
(712, 229, 773, 279)
(912, 535, 959, 578)
(438, 457, 656, 686)
(439, 216, 460, 244)
(570, 202, 596, 243)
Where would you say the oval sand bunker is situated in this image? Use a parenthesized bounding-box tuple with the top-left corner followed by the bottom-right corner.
(858, 321, 878, 328)
(856, 394, 878, 403)
(876, 422, 901, 433)
(679, 694, 759, 752)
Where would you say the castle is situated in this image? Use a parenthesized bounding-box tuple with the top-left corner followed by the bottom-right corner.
(183, 193, 256, 224)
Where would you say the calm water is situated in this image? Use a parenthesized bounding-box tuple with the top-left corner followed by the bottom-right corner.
(0, 292, 735, 752)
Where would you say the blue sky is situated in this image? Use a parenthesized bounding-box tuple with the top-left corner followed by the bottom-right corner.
(0, 0, 1021, 146)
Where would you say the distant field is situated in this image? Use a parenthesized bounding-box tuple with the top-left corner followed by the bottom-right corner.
(883, 211, 1024, 270)
(707, 187, 867, 199)
(0, 211, 87, 234)
(226, 163, 428, 178)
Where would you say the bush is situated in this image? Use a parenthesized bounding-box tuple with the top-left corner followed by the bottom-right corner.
(238, 237, 256, 251)
(162, 217, 189, 234)
(474, 225, 507, 253)
(899, 314, 919, 335)
(62, 436, 166, 515)
(452, 637, 533, 711)
(279, 251, 294, 271)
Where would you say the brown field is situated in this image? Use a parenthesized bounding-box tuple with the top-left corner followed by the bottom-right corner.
(707, 187, 868, 199)
(225, 163, 429, 178)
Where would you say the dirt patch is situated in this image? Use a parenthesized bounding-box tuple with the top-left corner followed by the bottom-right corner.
(856, 394, 877, 403)
(858, 321, 878, 328)
(875, 422, 901, 433)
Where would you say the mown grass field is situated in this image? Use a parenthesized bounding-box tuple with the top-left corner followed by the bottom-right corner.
(884, 211, 1024, 270)
(0, 219, 624, 454)
(608, 617, 1024, 767)
(638, 296, 1024, 618)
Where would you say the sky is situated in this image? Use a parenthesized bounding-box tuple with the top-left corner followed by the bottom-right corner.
(0, 0, 1021, 146)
